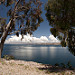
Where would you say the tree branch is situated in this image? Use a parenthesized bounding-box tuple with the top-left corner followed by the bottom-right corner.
(0, 0, 21, 43)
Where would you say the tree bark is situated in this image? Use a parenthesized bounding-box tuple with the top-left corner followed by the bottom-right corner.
(0, 20, 12, 59)
(0, 0, 21, 59)
(0, 43, 4, 59)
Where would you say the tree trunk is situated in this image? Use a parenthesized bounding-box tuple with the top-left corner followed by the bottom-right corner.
(0, 43, 4, 62)
(0, 0, 20, 59)
(0, 43, 4, 59)
(0, 20, 12, 59)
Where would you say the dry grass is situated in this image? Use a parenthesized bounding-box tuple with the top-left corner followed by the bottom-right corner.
(0, 59, 75, 75)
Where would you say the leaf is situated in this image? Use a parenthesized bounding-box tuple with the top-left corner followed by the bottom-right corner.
(16, 32, 19, 37)
(7, 0, 14, 6)
(61, 40, 66, 47)
(50, 28, 58, 37)
(26, 19, 30, 27)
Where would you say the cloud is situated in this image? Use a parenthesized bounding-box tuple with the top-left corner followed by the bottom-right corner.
(5, 34, 60, 44)
(49, 35, 59, 43)
(40, 36, 48, 41)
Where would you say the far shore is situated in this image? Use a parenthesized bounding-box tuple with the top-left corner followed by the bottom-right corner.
(5, 42, 60, 45)
(0, 59, 75, 75)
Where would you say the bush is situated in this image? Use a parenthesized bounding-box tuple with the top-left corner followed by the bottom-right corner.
(3, 55, 14, 60)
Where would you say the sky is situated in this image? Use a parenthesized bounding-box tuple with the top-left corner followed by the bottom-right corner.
(0, 0, 60, 44)
(33, 0, 51, 38)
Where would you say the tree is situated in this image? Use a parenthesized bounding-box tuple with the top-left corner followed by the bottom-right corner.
(68, 28, 75, 56)
(45, 0, 75, 51)
(0, 0, 43, 58)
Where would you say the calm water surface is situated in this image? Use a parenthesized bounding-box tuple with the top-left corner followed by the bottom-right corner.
(2, 44, 75, 67)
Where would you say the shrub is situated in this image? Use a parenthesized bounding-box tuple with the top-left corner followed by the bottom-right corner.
(3, 55, 14, 60)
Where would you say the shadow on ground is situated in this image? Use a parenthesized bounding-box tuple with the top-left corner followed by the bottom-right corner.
(38, 64, 75, 74)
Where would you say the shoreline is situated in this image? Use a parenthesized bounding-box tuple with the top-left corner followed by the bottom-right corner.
(5, 43, 60, 45)
(0, 59, 75, 75)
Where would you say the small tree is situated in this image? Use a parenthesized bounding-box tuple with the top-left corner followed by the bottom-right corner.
(45, 0, 75, 50)
(0, 0, 43, 58)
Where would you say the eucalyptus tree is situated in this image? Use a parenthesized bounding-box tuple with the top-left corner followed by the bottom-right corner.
(45, 0, 75, 51)
(0, 0, 43, 58)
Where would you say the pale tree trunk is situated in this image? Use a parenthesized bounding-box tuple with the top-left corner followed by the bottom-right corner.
(0, 20, 12, 60)
(0, 0, 20, 60)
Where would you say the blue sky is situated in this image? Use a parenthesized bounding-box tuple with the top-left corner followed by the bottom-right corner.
(33, 0, 52, 38)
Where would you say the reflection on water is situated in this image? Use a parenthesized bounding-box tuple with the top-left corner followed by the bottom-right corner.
(2, 44, 75, 67)
(49, 47, 56, 58)
(40, 47, 48, 57)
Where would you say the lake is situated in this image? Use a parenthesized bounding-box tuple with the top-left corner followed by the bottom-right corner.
(2, 44, 75, 67)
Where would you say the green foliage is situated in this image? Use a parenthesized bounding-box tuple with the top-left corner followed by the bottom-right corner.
(50, 28, 58, 37)
(68, 29, 75, 56)
(0, 0, 5, 4)
(16, 32, 19, 37)
(55, 63, 59, 66)
(61, 63, 66, 68)
(0, 0, 43, 40)
(57, 36, 62, 40)
(45, 0, 75, 48)
(38, 16, 44, 23)
(6, 0, 15, 6)
(0, 18, 6, 37)
(3, 55, 14, 60)
(61, 40, 66, 47)
(0, 18, 6, 26)
(67, 61, 73, 69)
(55, 62, 74, 69)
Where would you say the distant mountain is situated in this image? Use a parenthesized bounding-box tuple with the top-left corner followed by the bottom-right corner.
(5, 42, 60, 45)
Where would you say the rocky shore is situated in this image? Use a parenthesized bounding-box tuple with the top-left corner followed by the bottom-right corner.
(0, 59, 75, 75)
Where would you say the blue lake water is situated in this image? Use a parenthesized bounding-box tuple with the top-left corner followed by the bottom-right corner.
(2, 44, 75, 67)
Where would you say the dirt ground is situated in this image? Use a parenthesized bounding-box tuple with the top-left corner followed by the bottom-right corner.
(0, 59, 75, 75)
